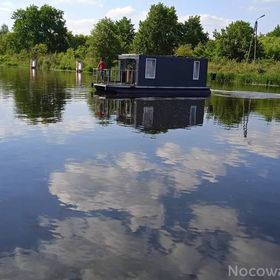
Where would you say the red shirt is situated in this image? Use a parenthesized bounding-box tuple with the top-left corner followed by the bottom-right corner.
(98, 61, 106, 70)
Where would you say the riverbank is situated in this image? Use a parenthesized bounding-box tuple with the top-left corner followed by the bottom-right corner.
(1, 53, 280, 86)
(208, 59, 280, 86)
(0, 51, 95, 72)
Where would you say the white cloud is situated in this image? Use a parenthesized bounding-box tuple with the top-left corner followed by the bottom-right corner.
(216, 123, 280, 159)
(200, 14, 233, 33)
(49, 153, 166, 231)
(2, 203, 280, 280)
(105, 6, 136, 20)
(54, 0, 104, 6)
(190, 204, 238, 233)
(104, 6, 147, 29)
(156, 143, 246, 191)
(65, 17, 97, 35)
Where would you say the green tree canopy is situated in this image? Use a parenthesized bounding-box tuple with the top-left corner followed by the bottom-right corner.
(88, 17, 122, 67)
(260, 36, 280, 60)
(133, 3, 179, 55)
(67, 33, 88, 50)
(194, 40, 218, 58)
(180, 16, 208, 48)
(115, 17, 135, 53)
(214, 20, 262, 61)
(267, 25, 280, 37)
(11, 4, 69, 52)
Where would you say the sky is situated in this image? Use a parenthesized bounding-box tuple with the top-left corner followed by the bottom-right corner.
(0, 0, 279, 36)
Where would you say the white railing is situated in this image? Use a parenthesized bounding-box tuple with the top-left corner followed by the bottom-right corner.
(93, 68, 137, 85)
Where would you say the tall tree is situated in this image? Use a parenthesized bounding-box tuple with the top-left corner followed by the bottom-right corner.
(11, 4, 69, 52)
(115, 17, 135, 53)
(88, 18, 122, 67)
(133, 3, 179, 55)
(214, 20, 262, 61)
(180, 16, 208, 48)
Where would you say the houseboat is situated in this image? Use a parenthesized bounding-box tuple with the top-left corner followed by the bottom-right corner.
(92, 54, 211, 97)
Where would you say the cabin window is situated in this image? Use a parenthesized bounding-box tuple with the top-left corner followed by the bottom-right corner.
(193, 61, 200, 80)
(145, 58, 156, 79)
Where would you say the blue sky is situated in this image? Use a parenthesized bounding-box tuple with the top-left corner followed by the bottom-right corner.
(0, 0, 279, 36)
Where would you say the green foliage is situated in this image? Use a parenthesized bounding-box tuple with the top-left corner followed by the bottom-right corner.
(31, 44, 48, 59)
(208, 59, 280, 85)
(194, 41, 218, 58)
(266, 25, 280, 37)
(179, 16, 208, 48)
(12, 4, 69, 52)
(67, 32, 88, 50)
(208, 95, 280, 126)
(133, 3, 179, 55)
(0, 24, 9, 34)
(260, 36, 280, 60)
(0, 33, 8, 54)
(88, 18, 122, 67)
(214, 21, 262, 61)
(115, 17, 135, 53)
(174, 44, 194, 57)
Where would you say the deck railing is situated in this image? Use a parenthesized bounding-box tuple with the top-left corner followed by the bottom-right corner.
(93, 68, 137, 85)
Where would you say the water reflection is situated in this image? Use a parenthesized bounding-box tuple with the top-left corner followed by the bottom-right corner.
(92, 97, 205, 133)
(0, 68, 67, 124)
(207, 95, 280, 127)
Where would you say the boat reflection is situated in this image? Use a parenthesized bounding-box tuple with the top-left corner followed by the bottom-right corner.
(93, 97, 205, 133)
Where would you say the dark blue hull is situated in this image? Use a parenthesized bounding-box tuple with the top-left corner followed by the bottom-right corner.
(94, 84, 211, 98)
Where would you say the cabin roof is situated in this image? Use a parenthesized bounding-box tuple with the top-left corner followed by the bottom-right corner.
(118, 54, 207, 61)
(118, 54, 139, 60)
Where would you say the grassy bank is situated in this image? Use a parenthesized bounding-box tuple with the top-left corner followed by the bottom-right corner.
(208, 59, 280, 86)
(1, 52, 280, 86)
(0, 50, 97, 72)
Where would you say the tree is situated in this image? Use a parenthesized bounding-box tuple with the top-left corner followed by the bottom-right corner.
(11, 4, 69, 52)
(260, 36, 280, 60)
(174, 44, 194, 57)
(0, 24, 9, 34)
(67, 33, 88, 50)
(133, 3, 179, 55)
(88, 18, 122, 67)
(267, 25, 280, 37)
(180, 16, 208, 48)
(214, 20, 262, 61)
(194, 40, 218, 58)
(115, 17, 135, 53)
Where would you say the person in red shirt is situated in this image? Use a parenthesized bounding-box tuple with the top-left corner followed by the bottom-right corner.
(97, 59, 106, 82)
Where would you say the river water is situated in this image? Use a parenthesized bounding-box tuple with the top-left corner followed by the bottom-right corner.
(0, 67, 280, 279)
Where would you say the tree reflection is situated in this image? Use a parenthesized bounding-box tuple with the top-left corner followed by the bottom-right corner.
(1, 68, 68, 124)
(206, 94, 280, 129)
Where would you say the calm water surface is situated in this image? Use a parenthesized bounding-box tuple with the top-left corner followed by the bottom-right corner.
(0, 67, 280, 279)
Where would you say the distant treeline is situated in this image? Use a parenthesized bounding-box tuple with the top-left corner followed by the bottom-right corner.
(0, 3, 280, 84)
